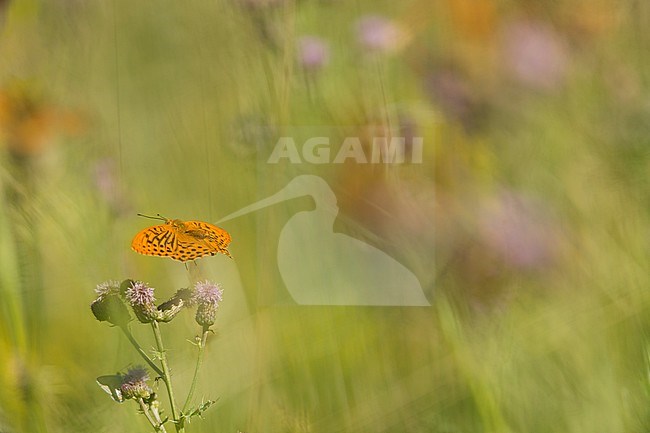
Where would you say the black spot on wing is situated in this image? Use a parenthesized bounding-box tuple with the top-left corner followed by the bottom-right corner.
(132, 225, 180, 258)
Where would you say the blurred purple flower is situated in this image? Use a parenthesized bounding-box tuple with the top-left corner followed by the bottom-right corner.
(356, 15, 405, 53)
(93, 158, 131, 215)
(502, 19, 569, 91)
(298, 36, 330, 71)
(93, 159, 115, 198)
(479, 192, 559, 270)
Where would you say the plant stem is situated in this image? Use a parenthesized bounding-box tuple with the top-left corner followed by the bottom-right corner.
(138, 398, 166, 433)
(182, 326, 210, 413)
(149, 402, 168, 433)
(120, 325, 164, 378)
(151, 321, 182, 432)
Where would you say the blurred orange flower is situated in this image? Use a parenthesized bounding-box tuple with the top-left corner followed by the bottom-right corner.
(0, 85, 85, 158)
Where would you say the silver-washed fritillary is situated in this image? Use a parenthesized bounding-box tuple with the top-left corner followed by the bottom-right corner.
(131, 214, 232, 262)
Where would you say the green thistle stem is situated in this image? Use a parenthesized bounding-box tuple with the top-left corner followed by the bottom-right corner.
(182, 326, 210, 413)
(120, 325, 164, 378)
(151, 321, 183, 432)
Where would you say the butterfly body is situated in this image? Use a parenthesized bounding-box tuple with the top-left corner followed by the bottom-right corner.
(131, 217, 232, 262)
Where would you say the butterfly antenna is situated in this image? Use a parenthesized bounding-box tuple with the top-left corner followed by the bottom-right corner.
(137, 213, 167, 222)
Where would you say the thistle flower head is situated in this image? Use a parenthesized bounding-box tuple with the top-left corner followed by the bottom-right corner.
(192, 280, 223, 328)
(125, 281, 160, 323)
(122, 366, 149, 383)
(125, 281, 155, 307)
(119, 366, 152, 400)
(95, 280, 120, 298)
(193, 280, 223, 306)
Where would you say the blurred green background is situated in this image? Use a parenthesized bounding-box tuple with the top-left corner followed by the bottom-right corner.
(1, 0, 649, 431)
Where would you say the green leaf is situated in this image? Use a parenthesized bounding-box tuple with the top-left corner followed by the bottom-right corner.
(182, 399, 217, 422)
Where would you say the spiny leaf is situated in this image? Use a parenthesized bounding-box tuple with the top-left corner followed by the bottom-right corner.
(182, 399, 218, 422)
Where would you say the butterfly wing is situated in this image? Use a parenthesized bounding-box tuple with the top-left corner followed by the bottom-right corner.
(131, 219, 232, 262)
(131, 224, 178, 258)
(184, 221, 232, 258)
(173, 235, 219, 262)
(96, 374, 125, 403)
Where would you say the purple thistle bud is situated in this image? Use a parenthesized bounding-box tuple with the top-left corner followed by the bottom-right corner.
(123, 366, 150, 383)
(125, 281, 161, 323)
(92, 158, 131, 216)
(193, 280, 223, 306)
(192, 280, 223, 327)
(119, 366, 152, 400)
(196, 303, 218, 328)
(125, 281, 155, 307)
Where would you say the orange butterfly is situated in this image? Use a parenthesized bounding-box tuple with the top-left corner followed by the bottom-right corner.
(131, 214, 232, 262)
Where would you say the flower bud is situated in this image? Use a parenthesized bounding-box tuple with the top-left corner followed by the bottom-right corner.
(95, 280, 121, 297)
(91, 294, 131, 327)
(192, 281, 223, 327)
(157, 288, 193, 322)
(195, 302, 218, 327)
(119, 366, 152, 400)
